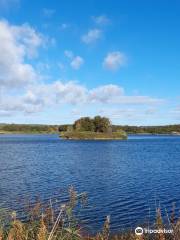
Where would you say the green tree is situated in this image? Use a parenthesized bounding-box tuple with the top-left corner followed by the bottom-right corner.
(93, 116, 111, 133)
(73, 117, 95, 131)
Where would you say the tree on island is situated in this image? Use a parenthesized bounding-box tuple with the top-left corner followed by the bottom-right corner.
(73, 116, 112, 133)
(59, 116, 127, 139)
(93, 116, 111, 133)
(73, 117, 95, 132)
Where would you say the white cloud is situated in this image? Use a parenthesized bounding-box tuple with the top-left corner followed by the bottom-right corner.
(89, 84, 124, 103)
(113, 96, 163, 105)
(0, 20, 165, 120)
(64, 50, 74, 59)
(0, 110, 12, 117)
(88, 85, 163, 105)
(21, 81, 87, 110)
(92, 15, 110, 25)
(0, 80, 164, 116)
(82, 29, 102, 44)
(12, 23, 43, 58)
(36, 62, 50, 72)
(0, 20, 43, 88)
(98, 107, 159, 122)
(99, 108, 139, 119)
(70, 56, 84, 70)
(171, 106, 180, 119)
(103, 51, 126, 71)
(58, 62, 65, 71)
(42, 8, 55, 18)
(0, 81, 86, 115)
(64, 50, 84, 70)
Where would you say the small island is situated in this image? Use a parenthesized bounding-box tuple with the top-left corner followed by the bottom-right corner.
(59, 116, 127, 140)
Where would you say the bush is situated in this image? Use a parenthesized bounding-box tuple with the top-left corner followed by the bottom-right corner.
(0, 189, 179, 239)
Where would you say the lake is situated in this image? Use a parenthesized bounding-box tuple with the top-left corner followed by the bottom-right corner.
(0, 134, 180, 233)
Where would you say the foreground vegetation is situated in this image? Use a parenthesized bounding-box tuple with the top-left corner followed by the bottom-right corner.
(0, 187, 180, 240)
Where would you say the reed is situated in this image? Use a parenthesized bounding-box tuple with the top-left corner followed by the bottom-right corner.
(0, 188, 179, 240)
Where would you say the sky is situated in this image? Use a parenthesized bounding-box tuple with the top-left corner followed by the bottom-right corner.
(0, 0, 179, 125)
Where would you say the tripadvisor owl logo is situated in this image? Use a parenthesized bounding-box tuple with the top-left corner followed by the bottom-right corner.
(135, 226, 173, 235)
(135, 227, 143, 235)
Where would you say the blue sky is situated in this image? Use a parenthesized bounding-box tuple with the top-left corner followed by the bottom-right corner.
(0, 0, 179, 125)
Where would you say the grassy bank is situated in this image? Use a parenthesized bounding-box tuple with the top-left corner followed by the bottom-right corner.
(60, 131, 127, 140)
(0, 188, 179, 240)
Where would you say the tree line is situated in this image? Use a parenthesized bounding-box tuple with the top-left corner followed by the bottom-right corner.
(59, 121, 180, 134)
(0, 124, 58, 133)
(113, 124, 180, 134)
(0, 121, 180, 134)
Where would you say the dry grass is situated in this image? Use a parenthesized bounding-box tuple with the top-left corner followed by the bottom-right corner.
(0, 188, 180, 240)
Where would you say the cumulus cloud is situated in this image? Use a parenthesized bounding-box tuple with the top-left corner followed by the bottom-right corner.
(82, 29, 102, 44)
(92, 15, 110, 26)
(32, 83, 163, 106)
(22, 81, 87, 110)
(0, 20, 43, 88)
(89, 84, 124, 103)
(0, 79, 164, 116)
(0, 81, 87, 115)
(0, 20, 164, 119)
(88, 85, 163, 105)
(64, 50, 84, 70)
(103, 51, 126, 71)
(70, 56, 84, 70)
(64, 50, 74, 59)
(12, 23, 43, 58)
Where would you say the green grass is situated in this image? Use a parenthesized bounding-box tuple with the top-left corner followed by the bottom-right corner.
(60, 131, 127, 140)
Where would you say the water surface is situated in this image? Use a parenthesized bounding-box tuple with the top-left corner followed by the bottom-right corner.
(0, 134, 180, 232)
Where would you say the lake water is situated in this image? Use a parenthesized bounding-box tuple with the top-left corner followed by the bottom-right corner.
(0, 134, 180, 233)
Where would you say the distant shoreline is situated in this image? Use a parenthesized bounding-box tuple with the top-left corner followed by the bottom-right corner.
(0, 131, 58, 134)
(0, 131, 179, 136)
(128, 132, 180, 136)
(0, 123, 180, 135)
